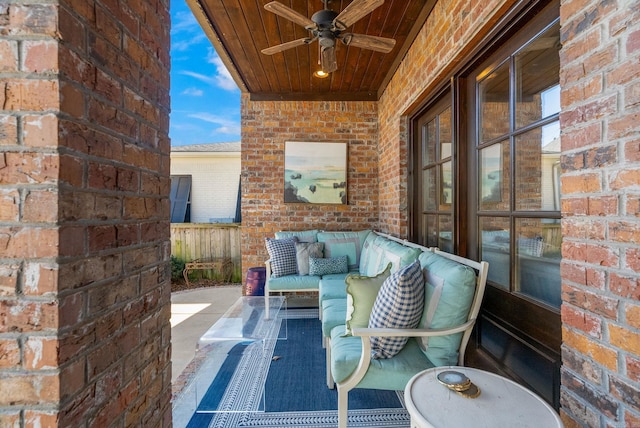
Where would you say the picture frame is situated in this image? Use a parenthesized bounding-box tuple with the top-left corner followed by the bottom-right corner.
(284, 141, 347, 204)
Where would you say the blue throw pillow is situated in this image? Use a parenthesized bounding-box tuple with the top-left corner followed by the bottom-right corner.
(308, 256, 348, 276)
(265, 237, 298, 277)
(368, 260, 425, 359)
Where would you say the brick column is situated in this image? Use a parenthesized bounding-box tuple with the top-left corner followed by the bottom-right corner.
(0, 1, 172, 426)
(559, 1, 640, 426)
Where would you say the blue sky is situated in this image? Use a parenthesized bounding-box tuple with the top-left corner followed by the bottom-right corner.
(170, 0, 241, 146)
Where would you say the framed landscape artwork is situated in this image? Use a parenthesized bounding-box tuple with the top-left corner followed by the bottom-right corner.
(284, 141, 347, 204)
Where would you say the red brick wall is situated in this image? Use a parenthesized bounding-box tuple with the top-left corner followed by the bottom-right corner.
(240, 97, 380, 273)
(559, 1, 640, 426)
(378, 0, 513, 237)
(0, 1, 172, 426)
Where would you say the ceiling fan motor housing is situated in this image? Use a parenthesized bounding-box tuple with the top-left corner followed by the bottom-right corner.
(311, 9, 338, 29)
(312, 9, 339, 47)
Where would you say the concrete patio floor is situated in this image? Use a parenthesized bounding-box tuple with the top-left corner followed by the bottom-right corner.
(170, 285, 242, 384)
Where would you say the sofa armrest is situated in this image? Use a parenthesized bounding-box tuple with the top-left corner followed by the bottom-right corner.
(337, 320, 478, 392)
(265, 259, 272, 279)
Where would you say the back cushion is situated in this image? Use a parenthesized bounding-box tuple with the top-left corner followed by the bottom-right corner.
(275, 229, 319, 243)
(417, 251, 477, 366)
(359, 233, 422, 276)
(317, 230, 371, 271)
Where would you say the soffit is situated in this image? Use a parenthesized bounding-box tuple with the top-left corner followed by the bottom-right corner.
(187, 0, 435, 101)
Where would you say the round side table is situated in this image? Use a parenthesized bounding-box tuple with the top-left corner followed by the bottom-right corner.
(404, 366, 563, 428)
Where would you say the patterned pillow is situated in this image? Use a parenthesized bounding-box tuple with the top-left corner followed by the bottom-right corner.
(295, 242, 324, 275)
(308, 256, 348, 276)
(368, 260, 425, 359)
(265, 237, 298, 277)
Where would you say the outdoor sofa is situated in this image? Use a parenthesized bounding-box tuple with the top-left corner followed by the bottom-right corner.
(264, 229, 489, 428)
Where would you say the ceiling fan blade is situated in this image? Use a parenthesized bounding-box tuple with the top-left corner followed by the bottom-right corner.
(261, 38, 309, 55)
(333, 0, 384, 30)
(321, 46, 338, 73)
(264, 1, 315, 29)
(342, 33, 396, 53)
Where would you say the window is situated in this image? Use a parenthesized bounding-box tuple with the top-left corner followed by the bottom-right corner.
(170, 175, 191, 223)
(476, 21, 561, 308)
(413, 96, 454, 253)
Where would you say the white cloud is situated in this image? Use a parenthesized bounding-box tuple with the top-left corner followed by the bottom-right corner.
(189, 112, 241, 136)
(179, 64, 238, 92)
(180, 70, 218, 86)
(208, 49, 238, 91)
(172, 36, 204, 53)
(181, 87, 204, 96)
(171, 11, 207, 52)
(172, 11, 198, 34)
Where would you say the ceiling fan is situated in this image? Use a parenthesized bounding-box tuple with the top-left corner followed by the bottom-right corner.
(261, 0, 396, 74)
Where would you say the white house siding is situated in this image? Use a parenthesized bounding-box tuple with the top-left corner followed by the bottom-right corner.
(171, 145, 241, 223)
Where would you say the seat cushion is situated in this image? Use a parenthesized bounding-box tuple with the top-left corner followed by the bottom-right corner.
(369, 260, 425, 359)
(417, 251, 477, 366)
(319, 277, 349, 302)
(317, 230, 371, 271)
(359, 233, 423, 277)
(330, 326, 434, 390)
(321, 299, 347, 337)
(267, 274, 320, 291)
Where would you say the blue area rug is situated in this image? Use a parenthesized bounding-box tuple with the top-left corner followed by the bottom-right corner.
(183, 309, 409, 427)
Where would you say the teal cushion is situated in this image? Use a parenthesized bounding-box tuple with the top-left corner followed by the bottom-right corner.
(275, 229, 319, 243)
(267, 274, 320, 291)
(321, 271, 355, 281)
(321, 299, 347, 337)
(344, 264, 391, 335)
(309, 256, 348, 276)
(330, 326, 434, 390)
(317, 230, 371, 271)
(319, 277, 349, 302)
(359, 233, 423, 277)
(417, 251, 477, 366)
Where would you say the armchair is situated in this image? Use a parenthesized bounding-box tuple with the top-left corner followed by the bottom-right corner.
(329, 249, 489, 428)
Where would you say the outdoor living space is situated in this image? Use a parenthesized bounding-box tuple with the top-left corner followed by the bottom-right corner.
(168, 229, 565, 428)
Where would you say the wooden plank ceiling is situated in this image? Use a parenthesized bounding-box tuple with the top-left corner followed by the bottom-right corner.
(187, 0, 435, 101)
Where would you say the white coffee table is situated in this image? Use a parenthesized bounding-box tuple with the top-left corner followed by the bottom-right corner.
(404, 366, 563, 428)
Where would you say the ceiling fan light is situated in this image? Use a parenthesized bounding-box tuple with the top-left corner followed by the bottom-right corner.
(314, 70, 330, 78)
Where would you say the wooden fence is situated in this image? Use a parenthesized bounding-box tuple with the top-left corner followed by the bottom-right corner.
(170, 223, 242, 282)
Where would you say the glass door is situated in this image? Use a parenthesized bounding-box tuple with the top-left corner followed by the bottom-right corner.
(412, 95, 454, 252)
(468, 11, 562, 407)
